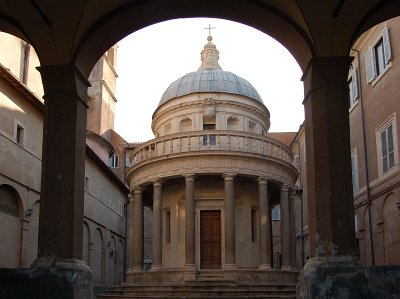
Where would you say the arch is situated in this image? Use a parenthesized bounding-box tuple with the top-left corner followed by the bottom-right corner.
(0, 184, 22, 268)
(92, 228, 105, 284)
(117, 239, 125, 285)
(108, 236, 117, 285)
(362, 203, 379, 266)
(82, 221, 91, 266)
(382, 192, 400, 265)
(74, 0, 314, 77)
(179, 117, 192, 132)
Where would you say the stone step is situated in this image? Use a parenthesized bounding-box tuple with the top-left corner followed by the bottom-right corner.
(96, 284, 296, 299)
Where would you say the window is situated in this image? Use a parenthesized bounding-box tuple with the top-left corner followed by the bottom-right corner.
(165, 210, 171, 243)
(294, 154, 300, 171)
(381, 124, 394, 173)
(365, 26, 392, 83)
(376, 115, 398, 176)
(271, 206, 281, 221)
(179, 118, 192, 132)
(16, 124, 24, 145)
(251, 208, 258, 242)
(348, 69, 358, 109)
(84, 175, 90, 191)
(0, 185, 19, 217)
(109, 154, 119, 168)
(249, 120, 257, 133)
(202, 124, 216, 146)
(351, 150, 359, 193)
(125, 153, 131, 167)
(227, 116, 239, 130)
(164, 123, 171, 135)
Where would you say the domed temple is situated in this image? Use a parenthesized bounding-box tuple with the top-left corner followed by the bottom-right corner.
(126, 36, 298, 284)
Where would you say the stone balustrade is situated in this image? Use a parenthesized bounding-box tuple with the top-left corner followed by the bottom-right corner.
(130, 131, 293, 166)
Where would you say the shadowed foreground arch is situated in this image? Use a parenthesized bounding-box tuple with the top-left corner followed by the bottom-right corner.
(0, 1, 400, 298)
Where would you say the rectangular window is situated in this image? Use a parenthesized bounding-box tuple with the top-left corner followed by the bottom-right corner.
(351, 151, 359, 193)
(16, 124, 24, 145)
(203, 124, 216, 146)
(294, 154, 300, 171)
(271, 206, 281, 221)
(125, 153, 131, 167)
(365, 26, 392, 83)
(251, 208, 258, 242)
(165, 210, 171, 243)
(381, 124, 394, 173)
(109, 154, 119, 168)
(84, 176, 90, 191)
(348, 69, 358, 109)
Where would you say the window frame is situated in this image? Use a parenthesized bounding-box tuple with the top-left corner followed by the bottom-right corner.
(375, 114, 398, 177)
(109, 154, 119, 168)
(365, 25, 392, 84)
(348, 68, 359, 110)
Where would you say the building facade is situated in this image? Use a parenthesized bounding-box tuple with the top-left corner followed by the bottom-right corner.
(125, 36, 299, 284)
(0, 32, 128, 287)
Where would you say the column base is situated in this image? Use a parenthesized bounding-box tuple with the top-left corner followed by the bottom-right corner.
(258, 264, 272, 270)
(224, 263, 237, 269)
(0, 257, 92, 299)
(297, 256, 400, 298)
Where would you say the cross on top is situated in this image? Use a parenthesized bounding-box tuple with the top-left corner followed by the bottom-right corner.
(204, 24, 216, 36)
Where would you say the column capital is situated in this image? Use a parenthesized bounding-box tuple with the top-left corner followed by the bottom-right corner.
(257, 176, 268, 185)
(281, 183, 290, 192)
(223, 173, 237, 181)
(133, 186, 143, 194)
(183, 174, 196, 182)
(153, 179, 163, 187)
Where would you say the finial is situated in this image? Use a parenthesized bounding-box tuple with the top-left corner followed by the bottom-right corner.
(204, 24, 216, 37)
(198, 32, 222, 71)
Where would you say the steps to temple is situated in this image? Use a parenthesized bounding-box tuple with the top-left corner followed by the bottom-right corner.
(96, 282, 297, 299)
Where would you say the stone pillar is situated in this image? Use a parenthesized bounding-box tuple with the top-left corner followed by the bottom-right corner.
(132, 187, 143, 271)
(302, 57, 357, 258)
(289, 192, 296, 267)
(297, 57, 359, 297)
(223, 173, 236, 268)
(280, 184, 291, 268)
(151, 180, 162, 270)
(127, 193, 135, 270)
(34, 64, 92, 298)
(258, 177, 271, 269)
(184, 174, 196, 268)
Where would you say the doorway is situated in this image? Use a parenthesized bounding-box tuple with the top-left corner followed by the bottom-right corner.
(200, 210, 221, 269)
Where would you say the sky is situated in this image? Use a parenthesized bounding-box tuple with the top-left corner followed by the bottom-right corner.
(115, 18, 304, 142)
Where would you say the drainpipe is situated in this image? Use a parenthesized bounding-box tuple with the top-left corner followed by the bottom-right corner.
(352, 49, 374, 265)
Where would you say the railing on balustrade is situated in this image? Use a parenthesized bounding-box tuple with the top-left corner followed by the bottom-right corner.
(130, 131, 293, 166)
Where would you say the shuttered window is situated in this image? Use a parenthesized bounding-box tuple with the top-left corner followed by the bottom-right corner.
(0, 186, 19, 217)
(381, 124, 394, 173)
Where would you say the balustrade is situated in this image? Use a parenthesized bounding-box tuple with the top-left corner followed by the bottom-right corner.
(131, 131, 293, 166)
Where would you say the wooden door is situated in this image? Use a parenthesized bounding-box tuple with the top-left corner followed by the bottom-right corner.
(200, 210, 221, 269)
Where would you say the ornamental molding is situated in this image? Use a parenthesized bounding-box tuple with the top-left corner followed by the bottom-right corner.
(203, 97, 216, 118)
(152, 99, 269, 131)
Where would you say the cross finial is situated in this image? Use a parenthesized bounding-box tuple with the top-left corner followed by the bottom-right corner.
(204, 24, 216, 36)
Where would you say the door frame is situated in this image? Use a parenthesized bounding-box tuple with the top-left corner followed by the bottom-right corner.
(195, 203, 225, 270)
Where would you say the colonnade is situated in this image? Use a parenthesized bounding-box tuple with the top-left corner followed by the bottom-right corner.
(128, 174, 297, 272)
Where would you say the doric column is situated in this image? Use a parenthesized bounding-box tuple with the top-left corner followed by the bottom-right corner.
(289, 192, 296, 267)
(302, 57, 357, 258)
(36, 64, 89, 262)
(184, 174, 196, 268)
(132, 186, 143, 271)
(223, 173, 236, 268)
(258, 177, 271, 269)
(280, 184, 291, 268)
(151, 179, 162, 270)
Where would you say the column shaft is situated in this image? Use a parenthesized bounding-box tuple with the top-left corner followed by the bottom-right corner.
(258, 177, 271, 269)
(37, 64, 89, 260)
(152, 180, 162, 270)
(184, 175, 196, 267)
(224, 173, 236, 267)
(289, 193, 296, 267)
(132, 187, 143, 270)
(127, 194, 135, 269)
(302, 57, 357, 257)
(280, 185, 291, 268)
